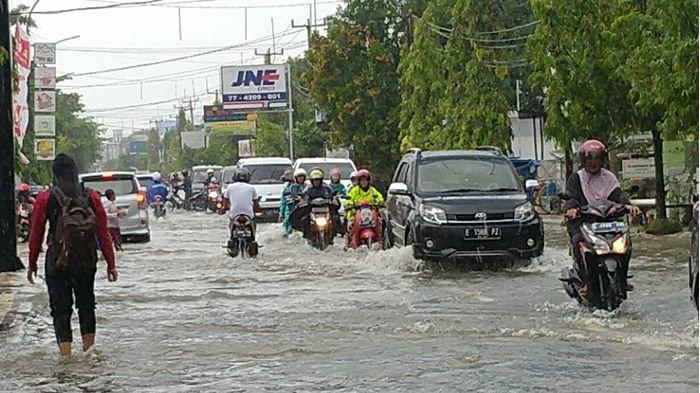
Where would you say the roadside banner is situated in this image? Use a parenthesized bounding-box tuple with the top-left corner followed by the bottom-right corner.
(203, 105, 249, 122)
(204, 120, 255, 136)
(622, 158, 655, 179)
(35, 138, 56, 160)
(34, 114, 55, 136)
(34, 90, 56, 112)
(221, 64, 288, 110)
(13, 26, 30, 147)
(35, 67, 56, 89)
(34, 43, 56, 65)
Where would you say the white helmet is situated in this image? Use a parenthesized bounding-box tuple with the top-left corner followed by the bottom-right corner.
(153, 172, 162, 181)
(293, 168, 307, 178)
(350, 171, 358, 180)
(207, 168, 214, 174)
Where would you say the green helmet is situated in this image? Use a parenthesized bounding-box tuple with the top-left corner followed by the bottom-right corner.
(309, 169, 324, 181)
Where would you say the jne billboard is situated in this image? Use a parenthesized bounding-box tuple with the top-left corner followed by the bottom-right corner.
(220, 64, 288, 110)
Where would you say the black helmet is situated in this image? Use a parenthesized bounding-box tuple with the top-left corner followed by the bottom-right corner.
(235, 168, 252, 183)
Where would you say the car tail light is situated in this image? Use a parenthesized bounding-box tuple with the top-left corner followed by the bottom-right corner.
(136, 191, 147, 209)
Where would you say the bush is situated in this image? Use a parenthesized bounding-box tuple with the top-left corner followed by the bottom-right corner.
(644, 218, 683, 235)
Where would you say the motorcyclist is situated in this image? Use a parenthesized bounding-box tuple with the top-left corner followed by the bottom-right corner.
(300, 169, 337, 241)
(329, 168, 347, 197)
(203, 168, 219, 186)
(279, 169, 307, 235)
(147, 172, 169, 205)
(348, 171, 359, 193)
(223, 168, 260, 242)
(345, 169, 384, 222)
(564, 140, 641, 293)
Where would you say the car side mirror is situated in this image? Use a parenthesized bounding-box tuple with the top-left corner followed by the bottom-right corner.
(388, 182, 409, 195)
(525, 179, 539, 190)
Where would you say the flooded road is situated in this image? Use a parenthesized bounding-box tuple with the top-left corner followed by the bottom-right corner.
(1, 213, 697, 392)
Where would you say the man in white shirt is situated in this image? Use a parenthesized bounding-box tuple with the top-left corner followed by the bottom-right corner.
(223, 168, 260, 239)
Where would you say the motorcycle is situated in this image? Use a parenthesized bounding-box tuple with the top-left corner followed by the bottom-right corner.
(152, 195, 166, 219)
(206, 184, 222, 213)
(167, 187, 186, 211)
(348, 201, 386, 250)
(689, 201, 698, 310)
(226, 214, 258, 258)
(307, 197, 335, 251)
(17, 202, 33, 243)
(559, 197, 632, 311)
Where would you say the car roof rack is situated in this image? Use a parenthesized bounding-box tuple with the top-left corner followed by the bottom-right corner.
(475, 146, 503, 155)
(405, 148, 422, 157)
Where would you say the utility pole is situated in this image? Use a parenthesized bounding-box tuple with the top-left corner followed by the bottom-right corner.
(286, 62, 294, 160)
(292, 4, 326, 47)
(0, 0, 24, 272)
(255, 18, 284, 65)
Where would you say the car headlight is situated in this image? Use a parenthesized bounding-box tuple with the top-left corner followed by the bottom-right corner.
(582, 224, 610, 254)
(514, 202, 535, 222)
(259, 196, 267, 202)
(612, 236, 627, 254)
(419, 204, 447, 224)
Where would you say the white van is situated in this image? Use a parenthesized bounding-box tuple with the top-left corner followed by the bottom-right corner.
(236, 157, 293, 220)
(293, 158, 357, 189)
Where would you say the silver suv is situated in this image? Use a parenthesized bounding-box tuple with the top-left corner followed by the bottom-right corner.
(80, 172, 151, 243)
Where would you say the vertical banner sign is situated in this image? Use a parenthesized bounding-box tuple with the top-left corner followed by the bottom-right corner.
(12, 26, 31, 147)
(220, 64, 288, 110)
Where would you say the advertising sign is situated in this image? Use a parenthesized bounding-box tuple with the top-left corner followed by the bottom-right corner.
(128, 140, 149, 156)
(34, 43, 56, 65)
(221, 64, 288, 110)
(203, 105, 250, 122)
(35, 138, 56, 160)
(35, 67, 56, 89)
(34, 114, 55, 136)
(34, 90, 56, 112)
(622, 158, 655, 180)
(204, 120, 255, 136)
(181, 131, 206, 149)
(238, 139, 254, 158)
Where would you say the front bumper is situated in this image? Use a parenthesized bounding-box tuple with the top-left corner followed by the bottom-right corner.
(412, 218, 544, 261)
(256, 199, 282, 221)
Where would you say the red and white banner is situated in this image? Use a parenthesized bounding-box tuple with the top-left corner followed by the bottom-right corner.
(13, 26, 31, 147)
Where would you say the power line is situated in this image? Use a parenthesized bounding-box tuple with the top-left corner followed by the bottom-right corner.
(66, 29, 297, 77)
(85, 90, 212, 112)
(12, 0, 166, 15)
(475, 20, 541, 35)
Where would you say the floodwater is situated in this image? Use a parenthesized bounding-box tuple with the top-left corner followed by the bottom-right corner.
(0, 213, 697, 392)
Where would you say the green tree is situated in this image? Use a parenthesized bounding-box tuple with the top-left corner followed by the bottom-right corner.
(304, 0, 409, 180)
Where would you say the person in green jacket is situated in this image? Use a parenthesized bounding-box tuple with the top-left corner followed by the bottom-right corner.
(279, 169, 306, 236)
(345, 169, 384, 222)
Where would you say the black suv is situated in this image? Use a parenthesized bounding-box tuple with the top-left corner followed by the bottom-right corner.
(385, 149, 544, 264)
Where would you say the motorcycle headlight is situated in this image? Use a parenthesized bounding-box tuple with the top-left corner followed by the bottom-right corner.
(582, 224, 610, 254)
(418, 204, 447, 224)
(210, 192, 220, 199)
(315, 216, 328, 228)
(612, 236, 627, 254)
(514, 202, 535, 222)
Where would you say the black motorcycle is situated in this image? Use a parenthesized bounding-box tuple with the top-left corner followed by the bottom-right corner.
(690, 201, 698, 310)
(227, 214, 258, 258)
(560, 198, 632, 311)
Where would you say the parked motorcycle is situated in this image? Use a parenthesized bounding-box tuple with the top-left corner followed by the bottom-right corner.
(348, 201, 386, 250)
(689, 201, 698, 310)
(17, 202, 33, 243)
(227, 214, 258, 258)
(307, 197, 335, 251)
(559, 197, 632, 311)
(152, 195, 166, 219)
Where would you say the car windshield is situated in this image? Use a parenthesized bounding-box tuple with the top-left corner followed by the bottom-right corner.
(298, 163, 355, 179)
(83, 176, 138, 196)
(193, 169, 221, 183)
(417, 157, 520, 195)
(245, 164, 292, 184)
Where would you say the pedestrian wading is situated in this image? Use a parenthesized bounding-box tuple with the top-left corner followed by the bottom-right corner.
(27, 154, 118, 357)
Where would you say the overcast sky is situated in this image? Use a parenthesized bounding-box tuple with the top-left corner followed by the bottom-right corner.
(13, 0, 342, 135)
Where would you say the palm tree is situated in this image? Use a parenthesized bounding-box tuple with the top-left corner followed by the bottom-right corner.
(10, 5, 37, 29)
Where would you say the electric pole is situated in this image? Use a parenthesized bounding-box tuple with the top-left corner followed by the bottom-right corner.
(292, 4, 326, 47)
(0, 0, 25, 272)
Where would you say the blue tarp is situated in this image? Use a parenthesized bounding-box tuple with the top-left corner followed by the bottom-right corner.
(509, 158, 540, 180)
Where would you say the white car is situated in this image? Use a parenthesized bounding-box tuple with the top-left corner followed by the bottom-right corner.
(293, 157, 357, 189)
(236, 157, 293, 220)
(80, 172, 151, 243)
